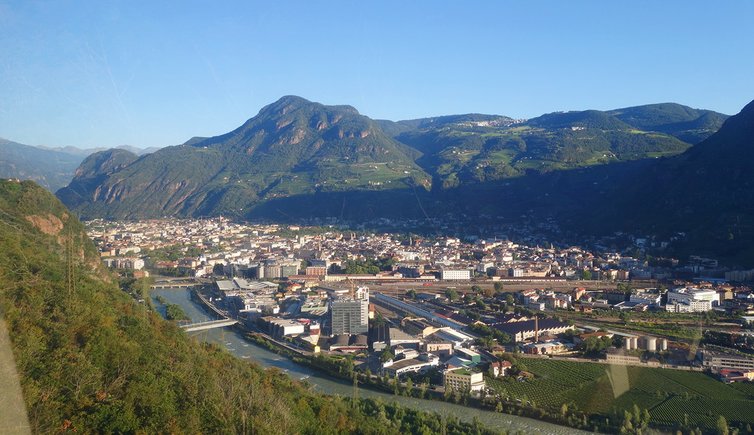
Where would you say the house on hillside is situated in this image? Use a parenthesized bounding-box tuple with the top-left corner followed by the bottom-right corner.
(490, 360, 512, 378)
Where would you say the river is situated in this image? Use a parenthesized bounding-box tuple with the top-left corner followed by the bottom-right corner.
(153, 288, 590, 434)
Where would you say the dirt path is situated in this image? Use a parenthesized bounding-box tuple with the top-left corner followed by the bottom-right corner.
(0, 319, 31, 434)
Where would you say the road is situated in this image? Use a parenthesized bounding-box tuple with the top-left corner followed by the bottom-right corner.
(371, 279, 619, 296)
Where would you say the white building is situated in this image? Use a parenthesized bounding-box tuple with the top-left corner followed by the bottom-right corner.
(104, 257, 145, 270)
(665, 287, 717, 312)
(444, 368, 485, 392)
(441, 269, 472, 280)
(630, 291, 662, 306)
(666, 299, 712, 313)
(264, 318, 305, 337)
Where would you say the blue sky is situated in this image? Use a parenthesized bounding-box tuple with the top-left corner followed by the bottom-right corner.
(1, 1, 753, 149)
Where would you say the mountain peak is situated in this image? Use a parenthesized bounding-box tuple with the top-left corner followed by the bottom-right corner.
(273, 94, 312, 107)
(259, 95, 360, 118)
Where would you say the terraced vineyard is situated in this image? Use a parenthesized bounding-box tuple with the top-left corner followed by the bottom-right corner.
(485, 358, 754, 431)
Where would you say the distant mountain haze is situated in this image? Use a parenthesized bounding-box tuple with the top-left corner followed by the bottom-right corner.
(0, 139, 157, 192)
(0, 138, 84, 191)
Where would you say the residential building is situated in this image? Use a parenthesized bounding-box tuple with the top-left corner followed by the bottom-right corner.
(444, 368, 485, 392)
(330, 291, 369, 335)
(306, 266, 328, 276)
(493, 318, 574, 343)
(490, 360, 512, 377)
(441, 269, 471, 281)
(280, 263, 300, 277)
(700, 350, 754, 371)
(383, 353, 439, 377)
(606, 349, 641, 365)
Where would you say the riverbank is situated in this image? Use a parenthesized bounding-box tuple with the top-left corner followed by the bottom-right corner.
(153, 287, 589, 434)
(185, 286, 602, 433)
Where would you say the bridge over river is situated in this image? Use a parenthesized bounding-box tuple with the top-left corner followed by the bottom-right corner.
(180, 318, 238, 332)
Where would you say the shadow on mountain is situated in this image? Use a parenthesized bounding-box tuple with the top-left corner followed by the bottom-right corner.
(245, 158, 655, 229)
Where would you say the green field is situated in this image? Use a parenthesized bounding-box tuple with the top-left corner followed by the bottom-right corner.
(485, 358, 754, 431)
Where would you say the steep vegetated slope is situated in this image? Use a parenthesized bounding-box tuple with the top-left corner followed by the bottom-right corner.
(58, 97, 724, 220)
(599, 99, 754, 263)
(58, 96, 430, 219)
(606, 103, 728, 144)
(388, 104, 723, 189)
(0, 179, 491, 434)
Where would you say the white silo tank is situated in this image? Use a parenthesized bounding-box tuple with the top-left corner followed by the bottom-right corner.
(645, 336, 657, 352)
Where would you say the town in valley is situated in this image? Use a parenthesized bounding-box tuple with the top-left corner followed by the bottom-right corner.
(90, 216, 754, 402)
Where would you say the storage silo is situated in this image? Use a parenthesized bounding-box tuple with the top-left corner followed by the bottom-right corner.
(645, 336, 657, 352)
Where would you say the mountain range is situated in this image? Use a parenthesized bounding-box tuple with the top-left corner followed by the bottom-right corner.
(55, 96, 726, 220)
(0, 139, 156, 191)
(9, 94, 752, 263)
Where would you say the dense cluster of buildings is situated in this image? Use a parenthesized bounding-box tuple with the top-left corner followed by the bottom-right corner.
(86, 218, 754, 388)
(86, 218, 709, 286)
(514, 285, 754, 317)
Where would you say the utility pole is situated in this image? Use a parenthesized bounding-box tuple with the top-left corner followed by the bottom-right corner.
(66, 230, 76, 301)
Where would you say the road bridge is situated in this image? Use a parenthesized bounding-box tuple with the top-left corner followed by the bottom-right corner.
(180, 318, 238, 332)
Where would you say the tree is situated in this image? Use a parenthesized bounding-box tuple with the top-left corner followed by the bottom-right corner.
(471, 285, 482, 293)
(494, 282, 504, 293)
(621, 410, 634, 433)
(641, 408, 651, 428)
(580, 335, 613, 356)
(418, 382, 428, 399)
(478, 336, 495, 350)
(716, 415, 729, 435)
(632, 404, 641, 427)
(380, 348, 394, 363)
(482, 287, 495, 298)
(581, 270, 592, 280)
(406, 289, 417, 299)
(372, 312, 386, 327)
(445, 289, 459, 301)
(443, 385, 452, 400)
